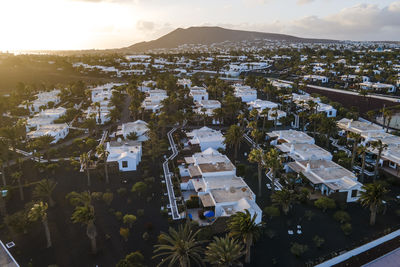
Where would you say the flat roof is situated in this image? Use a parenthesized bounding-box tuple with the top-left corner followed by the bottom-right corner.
(199, 193, 214, 207)
(363, 247, 400, 267)
(210, 186, 254, 203)
(0, 241, 19, 267)
(268, 130, 314, 144)
(338, 118, 384, 134)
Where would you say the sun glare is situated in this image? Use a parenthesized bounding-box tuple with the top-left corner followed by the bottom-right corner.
(0, 0, 139, 51)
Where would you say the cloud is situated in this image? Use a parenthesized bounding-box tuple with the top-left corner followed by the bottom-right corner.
(296, 0, 314, 5)
(136, 20, 155, 31)
(223, 2, 400, 41)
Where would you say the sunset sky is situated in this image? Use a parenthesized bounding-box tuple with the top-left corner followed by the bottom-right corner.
(1, 0, 399, 51)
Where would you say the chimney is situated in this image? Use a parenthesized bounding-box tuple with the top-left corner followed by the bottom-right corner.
(306, 163, 311, 172)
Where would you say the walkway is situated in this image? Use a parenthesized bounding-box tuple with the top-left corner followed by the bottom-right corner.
(162, 127, 181, 220)
(330, 137, 351, 156)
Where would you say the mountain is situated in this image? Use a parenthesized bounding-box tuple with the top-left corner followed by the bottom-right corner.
(123, 26, 336, 52)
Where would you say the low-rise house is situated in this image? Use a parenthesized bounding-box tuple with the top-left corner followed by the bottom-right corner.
(267, 130, 315, 146)
(142, 89, 168, 113)
(359, 82, 396, 93)
(271, 80, 292, 89)
(27, 123, 69, 143)
(138, 80, 156, 92)
(337, 118, 385, 135)
(194, 100, 221, 116)
(287, 159, 363, 202)
(117, 120, 149, 141)
(106, 140, 142, 172)
(276, 142, 333, 163)
(28, 89, 61, 113)
(317, 103, 337, 117)
(189, 86, 208, 102)
(186, 127, 225, 151)
(26, 107, 67, 131)
(233, 84, 257, 103)
(303, 75, 328, 83)
(177, 78, 192, 88)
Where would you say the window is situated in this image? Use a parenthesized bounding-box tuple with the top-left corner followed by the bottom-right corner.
(122, 161, 128, 168)
(389, 161, 396, 169)
(351, 190, 358, 198)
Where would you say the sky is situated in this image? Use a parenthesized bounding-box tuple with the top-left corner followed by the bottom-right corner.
(0, 0, 399, 51)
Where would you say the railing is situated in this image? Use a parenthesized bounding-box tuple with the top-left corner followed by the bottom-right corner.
(162, 127, 181, 220)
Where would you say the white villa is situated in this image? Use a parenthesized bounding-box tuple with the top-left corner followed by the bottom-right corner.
(233, 84, 257, 103)
(303, 75, 329, 83)
(26, 107, 67, 131)
(186, 127, 225, 151)
(359, 82, 396, 93)
(27, 89, 61, 113)
(271, 80, 293, 89)
(287, 160, 363, 202)
(106, 140, 142, 172)
(117, 120, 149, 142)
(138, 80, 156, 92)
(337, 118, 384, 135)
(194, 100, 221, 116)
(27, 123, 69, 143)
(141, 89, 168, 113)
(268, 130, 315, 146)
(189, 86, 209, 102)
(177, 78, 192, 88)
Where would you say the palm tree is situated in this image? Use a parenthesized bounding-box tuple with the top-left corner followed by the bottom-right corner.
(28, 202, 52, 248)
(359, 183, 388, 226)
(80, 152, 93, 187)
(33, 179, 57, 207)
(94, 102, 101, 124)
(260, 108, 270, 135)
(348, 132, 361, 170)
(318, 117, 337, 148)
(67, 191, 97, 254)
(271, 189, 297, 215)
(265, 148, 281, 193)
(96, 144, 110, 184)
(0, 126, 20, 152)
(153, 223, 204, 267)
(383, 109, 393, 132)
(228, 210, 262, 264)
(11, 171, 24, 201)
(371, 140, 388, 181)
(224, 125, 244, 161)
(248, 148, 265, 197)
(357, 145, 368, 183)
(205, 235, 245, 267)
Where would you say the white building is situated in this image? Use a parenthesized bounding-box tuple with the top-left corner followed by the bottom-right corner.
(186, 127, 225, 151)
(233, 84, 257, 103)
(287, 159, 363, 202)
(317, 103, 337, 118)
(138, 80, 156, 93)
(303, 75, 329, 83)
(28, 89, 61, 113)
(27, 123, 69, 143)
(106, 140, 142, 172)
(189, 86, 209, 102)
(141, 89, 168, 113)
(268, 130, 315, 146)
(177, 78, 192, 88)
(271, 80, 293, 89)
(195, 100, 221, 116)
(337, 118, 384, 135)
(26, 107, 67, 131)
(359, 82, 396, 93)
(118, 120, 149, 141)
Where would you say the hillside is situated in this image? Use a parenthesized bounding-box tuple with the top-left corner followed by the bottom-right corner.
(123, 26, 336, 52)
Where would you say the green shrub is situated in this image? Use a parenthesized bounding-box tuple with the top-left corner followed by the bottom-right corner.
(263, 206, 280, 219)
(186, 195, 200, 209)
(313, 235, 325, 248)
(115, 211, 123, 221)
(102, 192, 114, 206)
(333, 211, 351, 224)
(117, 188, 127, 196)
(137, 209, 144, 217)
(123, 214, 137, 228)
(314, 197, 336, 212)
(142, 231, 149, 241)
(304, 210, 314, 221)
(290, 243, 308, 257)
(341, 223, 352, 236)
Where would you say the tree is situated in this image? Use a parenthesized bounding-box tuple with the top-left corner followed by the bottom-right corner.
(34, 135, 55, 162)
(153, 223, 204, 267)
(348, 132, 361, 170)
(102, 192, 113, 206)
(123, 214, 137, 228)
(120, 227, 130, 242)
(205, 235, 245, 267)
(33, 179, 57, 207)
(357, 145, 368, 183)
(383, 109, 393, 132)
(96, 144, 110, 184)
(117, 251, 145, 267)
(371, 140, 388, 181)
(271, 189, 297, 215)
(248, 148, 265, 197)
(318, 117, 337, 148)
(314, 197, 336, 212)
(290, 243, 308, 257)
(265, 148, 281, 193)
(67, 191, 97, 254)
(260, 108, 270, 135)
(224, 125, 244, 161)
(228, 210, 262, 264)
(11, 171, 24, 201)
(131, 182, 147, 198)
(359, 183, 388, 226)
(80, 152, 93, 187)
(28, 202, 52, 248)
(333, 211, 351, 224)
